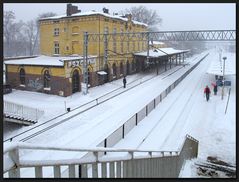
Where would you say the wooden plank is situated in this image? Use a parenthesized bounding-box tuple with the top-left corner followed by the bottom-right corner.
(116, 161, 121, 178)
(68, 164, 75, 178)
(35, 166, 43, 178)
(53, 165, 61, 178)
(109, 162, 115, 178)
(92, 163, 98, 178)
(81, 164, 88, 178)
(101, 162, 107, 178)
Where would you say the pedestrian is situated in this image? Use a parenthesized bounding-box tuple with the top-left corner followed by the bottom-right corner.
(213, 84, 218, 95)
(204, 85, 211, 102)
(123, 76, 127, 88)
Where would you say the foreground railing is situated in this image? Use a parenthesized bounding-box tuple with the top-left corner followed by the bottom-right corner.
(3, 134, 198, 178)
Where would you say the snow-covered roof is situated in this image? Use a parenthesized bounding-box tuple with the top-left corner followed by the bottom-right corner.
(4, 55, 96, 66)
(149, 41, 165, 45)
(39, 11, 148, 27)
(97, 71, 108, 75)
(134, 48, 190, 58)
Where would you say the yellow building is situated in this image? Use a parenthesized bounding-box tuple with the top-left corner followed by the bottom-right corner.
(5, 4, 149, 96)
(39, 5, 148, 78)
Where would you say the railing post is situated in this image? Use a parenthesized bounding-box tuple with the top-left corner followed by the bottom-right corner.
(36, 108, 38, 122)
(53, 165, 61, 178)
(116, 161, 121, 178)
(69, 164, 75, 178)
(148, 152, 152, 157)
(92, 152, 98, 178)
(101, 162, 107, 178)
(8, 148, 20, 178)
(129, 151, 134, 159)
(93, 151, 98, 162)
(81, 164, 88, 178)
(109, 162, 115, 178)
(35, 166, 43, 178)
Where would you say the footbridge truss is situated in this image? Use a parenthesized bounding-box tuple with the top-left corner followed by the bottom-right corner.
(86, 30, 236, 42)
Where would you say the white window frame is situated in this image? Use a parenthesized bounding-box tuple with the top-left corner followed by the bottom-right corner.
(54, 42, 60, 55)
(54, 28, 60, 36)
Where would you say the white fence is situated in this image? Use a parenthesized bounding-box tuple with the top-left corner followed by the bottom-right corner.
(4, 101, 44, 123)
(3, 134, 198, 178)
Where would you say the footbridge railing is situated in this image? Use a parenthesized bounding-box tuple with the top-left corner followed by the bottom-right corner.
(4, 101, 44, 124)
(3, 134, 198, 178)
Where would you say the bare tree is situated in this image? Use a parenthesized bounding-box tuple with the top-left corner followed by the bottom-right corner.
(4, 11, 57, 57)
(121, 6, 162, 31)
(35, 12, 57, 55)
(24, 20, 38, 56)
(23, 12, 57, 56)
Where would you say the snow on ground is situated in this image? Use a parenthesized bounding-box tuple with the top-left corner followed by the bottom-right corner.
(3, 53, 198, 140)
(179, 52, 236, 177)
(3, 49, 235, 178)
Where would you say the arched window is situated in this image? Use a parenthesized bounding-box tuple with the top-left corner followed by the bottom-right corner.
(44, 70, 51, 88)
(19, 68, 25, 85)
(72, 69, 80, 93)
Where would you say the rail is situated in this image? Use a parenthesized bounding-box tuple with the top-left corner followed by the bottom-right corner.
(3, 60, 181, 142)
(3, 134, 198, 178)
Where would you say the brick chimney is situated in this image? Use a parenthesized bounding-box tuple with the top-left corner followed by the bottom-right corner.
(126, 14, 132, 21)
(103, 7, 109, 14)
(66, 3, 81, 16)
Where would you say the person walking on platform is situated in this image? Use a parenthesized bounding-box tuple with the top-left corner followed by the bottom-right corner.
(213, 84, 218, 95)
(204, 85, 211, 102)
(123, 76, 127, 88)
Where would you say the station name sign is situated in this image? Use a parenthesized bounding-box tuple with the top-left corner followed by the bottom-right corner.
(67, 58, 96, 68)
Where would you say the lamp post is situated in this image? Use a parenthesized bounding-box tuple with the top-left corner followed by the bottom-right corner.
(221, 56, 227, 100)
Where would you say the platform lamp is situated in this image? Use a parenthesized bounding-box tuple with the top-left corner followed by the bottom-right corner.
(221, 56, 227, 100)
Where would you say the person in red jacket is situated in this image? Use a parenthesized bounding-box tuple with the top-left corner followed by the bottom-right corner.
(204, 85, 211, 101)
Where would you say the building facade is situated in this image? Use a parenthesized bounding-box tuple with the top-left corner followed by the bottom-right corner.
(5, 4, 149, 97)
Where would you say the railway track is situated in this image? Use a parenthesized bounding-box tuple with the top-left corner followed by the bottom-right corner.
(4, 64, 186, 143)
(134, 53, 209, 150)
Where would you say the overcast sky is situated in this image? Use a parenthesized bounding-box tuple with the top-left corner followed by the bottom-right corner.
(3, 3, 236, 31)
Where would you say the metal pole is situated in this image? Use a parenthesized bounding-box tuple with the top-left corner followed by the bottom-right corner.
(83, 32, 89, 95)
(104, 32, 108, 69)
(147, 32, 150, 65)
(221, 57, 227, 100)
(64, 101, 66, 112)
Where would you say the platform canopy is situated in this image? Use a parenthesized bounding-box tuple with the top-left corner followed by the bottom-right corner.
(133, 47, 190, 58)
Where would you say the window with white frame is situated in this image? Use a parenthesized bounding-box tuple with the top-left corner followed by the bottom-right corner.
(54, 28, 59, 36)
(54, 42, 60, 55)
